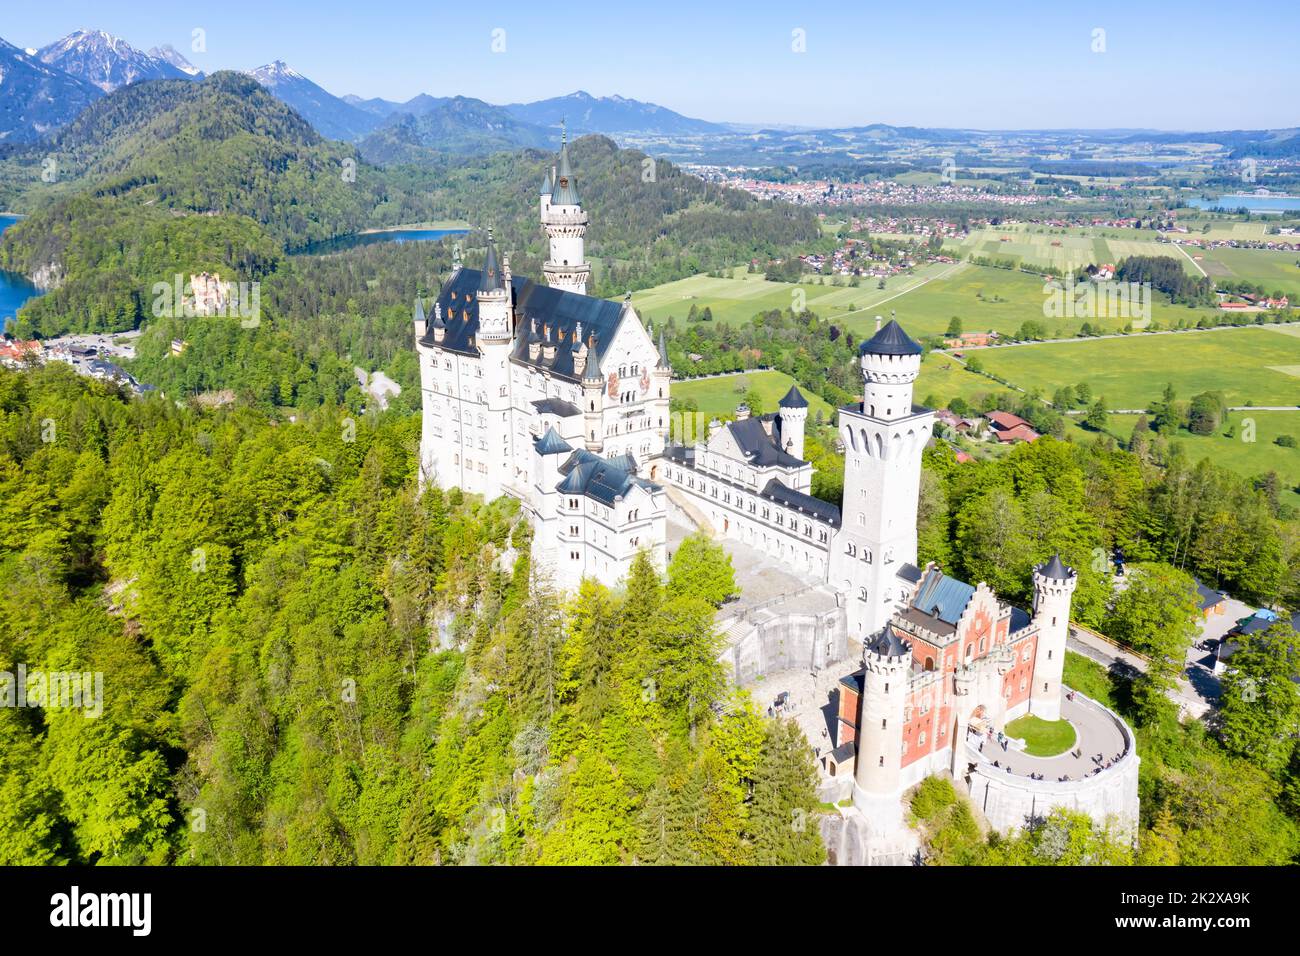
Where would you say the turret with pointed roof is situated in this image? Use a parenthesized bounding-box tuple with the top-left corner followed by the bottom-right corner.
(541, 124, 591, 295)
(779, 384, 809, 409)
(860, 318, 922, 356)
(478, 228, 504, 293)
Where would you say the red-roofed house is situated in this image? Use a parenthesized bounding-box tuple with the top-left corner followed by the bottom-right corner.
(984, 410, 1040, 444)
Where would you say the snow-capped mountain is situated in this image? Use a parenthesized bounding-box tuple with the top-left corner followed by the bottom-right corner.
(246, 61, 382, 141)
(0, 35, 102, 142)
(37, 29, 190, 93)
(148, 44, 202, 78)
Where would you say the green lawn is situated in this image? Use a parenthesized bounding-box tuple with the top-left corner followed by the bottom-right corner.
(673, 369, 834, 421)
(975, 325, 1300, 409)
(1005, 714, 1077, 757)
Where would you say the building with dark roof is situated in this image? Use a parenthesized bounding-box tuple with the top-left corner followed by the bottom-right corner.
(415, 140, 669, 590)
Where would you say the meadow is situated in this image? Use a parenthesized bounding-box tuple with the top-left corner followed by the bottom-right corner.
(629, 261, 963, 332)
(1065, 410, 1300, 508)
(672, 369, 835, 421)
(630, 258, 1233, 344)
(972, 325, 1300, 409)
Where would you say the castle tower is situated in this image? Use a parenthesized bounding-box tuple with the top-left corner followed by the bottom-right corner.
(777, 385, 809, 460)
(1029, 555, 1078, 721)
(581, 338, 604, 452)
(478, 230, 514, 498)
(541, 128, 591, 296)
(831, 319, 934, 641)
(853, 629, 911, 831)
(539, 165, 552, 224)
(651, 328, 672, 451)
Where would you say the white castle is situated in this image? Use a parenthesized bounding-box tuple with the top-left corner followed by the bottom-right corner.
(415, 136, 670, 591)
(415, 142, 1138, 854)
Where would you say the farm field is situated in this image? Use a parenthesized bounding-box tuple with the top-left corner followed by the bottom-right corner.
(672, 369, 835, 421)
(1064, 410, 1300, 508)
(944, 223, 1183, 275)
(916, 351, 1018, 406)
(974, 325, 1300, 409)
(627, 261, 962, 331)
(1193, 246, 1300, 297)
(631, 260, 1230, 345)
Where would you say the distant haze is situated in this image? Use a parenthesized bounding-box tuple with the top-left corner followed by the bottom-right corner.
(5, 0, 1298, 129)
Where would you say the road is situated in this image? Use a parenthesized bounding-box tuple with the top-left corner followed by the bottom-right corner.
(1067, 624, 1212, 719)
(934, 319, 1300, 354)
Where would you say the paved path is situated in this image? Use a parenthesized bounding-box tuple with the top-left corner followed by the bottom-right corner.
(972, 695, 1127, 782)
(1067, 624, 1211, 718)
(1159, 230, 1209, 277)
(935, 319, 1300, 353)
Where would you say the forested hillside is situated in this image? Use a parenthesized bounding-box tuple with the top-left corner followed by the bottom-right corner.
(1, 75, 820, 341)
(0, 365, 823, 865)
(0, 72, 443, 244)
(379, 135, 826, 296)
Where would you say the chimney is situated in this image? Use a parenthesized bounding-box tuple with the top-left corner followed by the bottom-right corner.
(875, 315, 883, 333)
(735, 403, 750, 421)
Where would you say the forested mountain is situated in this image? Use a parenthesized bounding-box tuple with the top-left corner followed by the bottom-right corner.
(0, 364, 824, 865)
(400, 135, 825, 296)
(0, 75, 818, 341)
(503, 90, 724, 135)
(0, 71, 420, 242)
(359, 98, 555, 161)
(246, 61, 383, 142)
(0, 36, 101, 143)
(36, 29, 192, 92)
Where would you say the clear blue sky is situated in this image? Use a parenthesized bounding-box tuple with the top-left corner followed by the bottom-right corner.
(6, 0, 1297, 129)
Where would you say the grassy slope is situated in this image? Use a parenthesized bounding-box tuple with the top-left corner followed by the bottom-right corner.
(672, 369, 835, 420)
(975, 325, 1300, 408)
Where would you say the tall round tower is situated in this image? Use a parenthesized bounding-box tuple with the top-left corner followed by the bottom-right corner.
(830, 317, 933, 641)
(777, 385, 809, 460)
(853, 628, 912, 832)
(541, 130, 591, 296)
(1029, 555, 1078, 721)
(860, 317, 922, 422)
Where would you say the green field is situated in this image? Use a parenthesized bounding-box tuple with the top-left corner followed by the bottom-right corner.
(672, 369, 835, 421)
(629, 262, 966, 333)
(1194, 246, 1300, 297)
(1067, 409, 1300, 507)
(945, 223, 1183, 275)
(630, 260, 1231, 344)
(975, 325, 1300, 409)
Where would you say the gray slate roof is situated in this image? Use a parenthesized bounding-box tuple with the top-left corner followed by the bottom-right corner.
(420, 266, 630, 382)
(860, 318, 922, 356)
(534, 426, 573, 456)
(778, 385, 809, 408)
(759, 478, 841, 526)
(727, 417, 805, 468)
(556, 448, 656, 506)
(1037, 554, 1074, 580)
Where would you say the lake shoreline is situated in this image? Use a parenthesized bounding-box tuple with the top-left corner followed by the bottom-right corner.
(356, 221, 471, 235)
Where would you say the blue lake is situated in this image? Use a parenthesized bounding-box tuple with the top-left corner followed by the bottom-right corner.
(295, 227, 469, 255)
(0, 215, 42, 333)
(1189, 194, 1300, 213)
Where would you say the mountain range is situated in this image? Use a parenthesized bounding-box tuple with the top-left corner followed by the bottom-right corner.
(0, 28, 721, 152)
